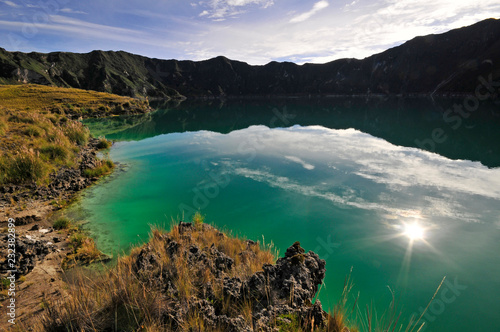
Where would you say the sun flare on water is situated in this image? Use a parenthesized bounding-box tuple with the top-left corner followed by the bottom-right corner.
(403, 223, 425, 241)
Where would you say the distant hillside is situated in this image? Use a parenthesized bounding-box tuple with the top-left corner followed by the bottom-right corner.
(1, 18, 499, 99)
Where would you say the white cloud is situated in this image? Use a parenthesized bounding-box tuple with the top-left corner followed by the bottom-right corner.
(201, 125, 500, 223)
(60, 8, 88, 15)
(199, 0, 274, 19)
(284, 155, 315, 170)
(289, 1, 329, 23)
(183, 0, 500, 64)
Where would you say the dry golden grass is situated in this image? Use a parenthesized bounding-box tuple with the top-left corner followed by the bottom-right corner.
(0, 108, 85, 185)
(61, 223, 108, 269)
(0, 85, 123, 185)
(34, 216, 280, 331)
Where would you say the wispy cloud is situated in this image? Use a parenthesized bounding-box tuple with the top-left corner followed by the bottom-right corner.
(60, 8, 88, 15)
(199, 0, 274, 20)
(290, 1, 329, 23)
(1, 0, 19, 8)
(284, 155, 315, 170)
(0, 15, 171, 48)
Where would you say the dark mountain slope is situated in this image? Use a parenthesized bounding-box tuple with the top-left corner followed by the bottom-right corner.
(0, 18, 499, 99)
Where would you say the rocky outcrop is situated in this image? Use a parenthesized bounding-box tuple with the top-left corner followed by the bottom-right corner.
(132, 222, 328, 331)
(0, 18, 499, 98)
(0, 233, 57, 277)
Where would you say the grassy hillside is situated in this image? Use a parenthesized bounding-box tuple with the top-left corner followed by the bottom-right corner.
(0, 84, 150, 186)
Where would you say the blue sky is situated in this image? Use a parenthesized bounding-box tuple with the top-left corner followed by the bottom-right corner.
(0, 0, 499, 64)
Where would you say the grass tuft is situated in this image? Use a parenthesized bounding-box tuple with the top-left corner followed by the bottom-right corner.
(53, 217, 71, 230)
(63, 121, 89, 146)
(39, 144, 69, 162)
(96, 137, 112, 149)
(23, 125, 43, 137)
(193, 211, 204, 229)
(62, 227, 107, 269)
(0, 150, 48, 185)
(83, 159, 114, 178)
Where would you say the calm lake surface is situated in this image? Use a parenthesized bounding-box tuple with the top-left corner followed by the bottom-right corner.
(70, 98, 500, 331)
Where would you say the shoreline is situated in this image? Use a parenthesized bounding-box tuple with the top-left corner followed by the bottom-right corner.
(0, 136, 114, 328)
(0, 85, 152, 328)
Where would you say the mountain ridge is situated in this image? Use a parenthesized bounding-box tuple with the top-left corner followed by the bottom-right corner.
(0, 18, 499, 99)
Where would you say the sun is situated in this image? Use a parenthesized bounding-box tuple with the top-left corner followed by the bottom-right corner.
(403, 223, 425, 241)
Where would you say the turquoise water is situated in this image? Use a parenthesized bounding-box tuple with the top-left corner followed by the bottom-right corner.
(71, 99, 500, 331)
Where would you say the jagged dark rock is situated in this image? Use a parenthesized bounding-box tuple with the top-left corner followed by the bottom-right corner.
(1, 19, 499, 99)
(0, 235, 56, 277)
(245, 240, 326, 310)
(127, 222, 328, 330)
(14, 215, 42, 226)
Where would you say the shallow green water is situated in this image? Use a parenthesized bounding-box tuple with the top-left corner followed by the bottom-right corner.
(71, 99, 500, 331)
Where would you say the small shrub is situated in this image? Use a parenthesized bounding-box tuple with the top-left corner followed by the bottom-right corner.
(53, 217, 71, 230)
(39, 298, 50, 310)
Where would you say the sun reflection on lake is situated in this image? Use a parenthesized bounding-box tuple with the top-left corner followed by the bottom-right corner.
(403, 223, 425, 241)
